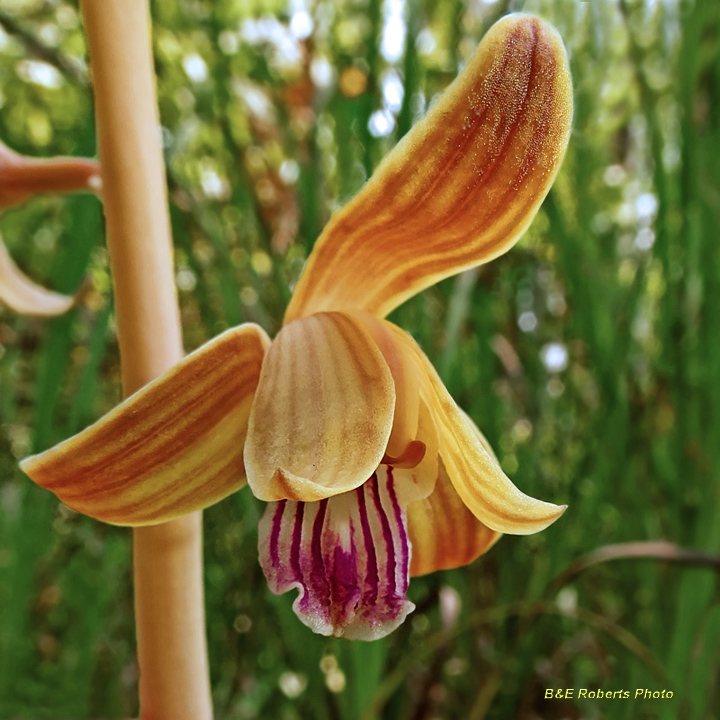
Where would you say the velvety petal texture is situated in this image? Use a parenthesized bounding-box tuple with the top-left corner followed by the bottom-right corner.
(21, 324, 270, 525)
(382, 318, 566, 534)
(245, 312, 395, 502)
(0, 238, 86, 317)
(259, 465, 423, 640)
(284, 13, 573, 323)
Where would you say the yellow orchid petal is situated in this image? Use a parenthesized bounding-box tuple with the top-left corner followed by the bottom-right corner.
(20, 323, 270, 525)
(385, 320, 566, 534)
(0, 140, 100, 210)
(245, 311, 395, 503)
(409, 398, 499, 577)
(408, 458, 501, 577)
(285, 13, 573, 323)
(0, 237, 87, 317)
(351, 310, 421, 459)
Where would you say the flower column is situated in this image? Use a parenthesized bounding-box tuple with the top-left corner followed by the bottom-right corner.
(80, 1, 213, 718)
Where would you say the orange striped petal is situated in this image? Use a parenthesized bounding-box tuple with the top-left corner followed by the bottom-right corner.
(20, 323, 271, 525)
(0, 140, 100, 210)
(284, 13, 573, 323)
(245, 312, 395, 503)
(0, 237, 86, 317)
(385, 321, 566, 534)
(352, 311, 420, 459)
(408, 458, 501, 577)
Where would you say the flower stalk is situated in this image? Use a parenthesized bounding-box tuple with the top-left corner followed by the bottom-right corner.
(80, 1, 212, 718)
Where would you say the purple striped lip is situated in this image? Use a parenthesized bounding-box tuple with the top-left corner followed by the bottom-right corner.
(257, 464, 415, 641)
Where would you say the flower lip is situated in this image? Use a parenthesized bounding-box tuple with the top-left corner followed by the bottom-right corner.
(259, 465, 418, 641)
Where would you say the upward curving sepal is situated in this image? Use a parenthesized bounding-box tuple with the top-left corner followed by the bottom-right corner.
(21, 323, 270, 525)
(285, 13, 573, 323)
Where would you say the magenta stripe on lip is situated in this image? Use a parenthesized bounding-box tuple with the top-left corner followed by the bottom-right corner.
(268, 499, 286, 569)
(386, 468, 410, 581)
(308, 498, 331, 610)
(356, 481, 379, 606)
(369, 472, 397, 601)
(289, 501, 305, 581)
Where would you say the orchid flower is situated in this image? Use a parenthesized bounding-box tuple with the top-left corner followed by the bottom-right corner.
(0, 138, 100, 316)
(20, 15, 572, 641)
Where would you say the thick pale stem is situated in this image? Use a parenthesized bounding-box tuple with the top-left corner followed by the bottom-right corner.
(80, 1, 213, 719)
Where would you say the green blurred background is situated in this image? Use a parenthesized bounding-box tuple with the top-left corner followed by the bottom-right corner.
(1, 0, 719, 718)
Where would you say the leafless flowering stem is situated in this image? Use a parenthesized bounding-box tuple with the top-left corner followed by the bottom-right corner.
(80, 1, 212, 717)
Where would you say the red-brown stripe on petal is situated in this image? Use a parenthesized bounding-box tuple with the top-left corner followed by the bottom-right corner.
(285, 14, 573, 323)
(20, 323, 271, 525)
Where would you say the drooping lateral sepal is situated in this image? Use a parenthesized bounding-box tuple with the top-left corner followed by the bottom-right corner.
(259, 465, 423, 641)
(408, 458, 501, 577)
(409, 396, 502, 575)
(21, 323, 271, 525)
(384, 320, 566, 534)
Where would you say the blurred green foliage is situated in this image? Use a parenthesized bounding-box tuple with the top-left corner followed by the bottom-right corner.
(1, 0, 720, 718)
